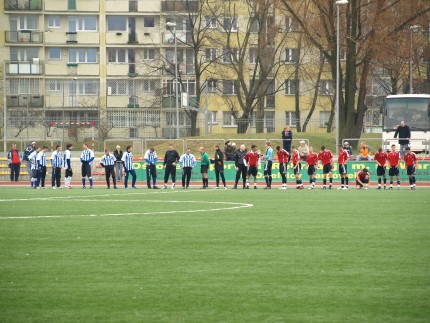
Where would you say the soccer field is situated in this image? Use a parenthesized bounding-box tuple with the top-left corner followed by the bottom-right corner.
(0, 187, 429, 322)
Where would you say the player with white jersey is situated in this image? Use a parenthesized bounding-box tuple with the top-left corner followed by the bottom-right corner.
(50, 144, 62, 189)
(28, 146, 41, 188)
(63, 144, 73, 189)
(36, 146, 49, 188)
(80, 143, 95, 189)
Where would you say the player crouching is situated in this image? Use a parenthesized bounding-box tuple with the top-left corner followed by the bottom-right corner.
(356, 168, 370, 189)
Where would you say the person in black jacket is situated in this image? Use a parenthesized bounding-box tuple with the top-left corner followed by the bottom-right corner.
(282, 126, 293, 153)
(211, 144, 227, 189)
(233, 144, 247, 189)
(394, 120, 411, 157)
(113, 145, 123, 181)
(163, 144, 180, 189)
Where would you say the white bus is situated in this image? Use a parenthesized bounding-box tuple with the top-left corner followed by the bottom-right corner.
(382, 94, 430, 152)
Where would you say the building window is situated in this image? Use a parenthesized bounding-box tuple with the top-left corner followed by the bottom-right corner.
(223, 80, 238, 95)
(223, 112, 237, 126)
(143, 80, 157, 93)
(143, 17, 155, 28)
(222, 48, 238, 64)
(249, 47, 257, 64)
(166, 111, 191, 127)
(107, 16, 127, 31)
(285, 48, 299, 63)
(48, 48, 61, 60)
(319, 80, 334, 95)
(143, 48, 155, 60)
(46, 80, 62, 92)
(320, 111, 330, 127)
(205, 17, 217, 29)
(207, 80, 217, 93)
(68, 0, 76, 10)
(68, 16, 97, 32)
(285, 111, 297, 127)
(10, 47, 38, 61)
(223, 17, 238, 32)
(11, 15, 39, 30)
(77, 80, 98, 95)
(10, 78, 40, 95)
(69, 48, 97, 63)
(205, 48, 217, 62)
(285, 80, 299, 95)
(107, 48, 127, 63)
(107, 80, 127, 95)
(208, 111, 218, 124)
(48, 16, 60, 28)
(286, 16, 300, 32)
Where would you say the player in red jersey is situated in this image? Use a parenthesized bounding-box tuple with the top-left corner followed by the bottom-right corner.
(318, 146, 333, 189)
(356, 168, 370, 189)
(306, 146, 318, 189)
(387, 144, 401, 189)
(243, 144, 260, 189)
(404, 147, 418, 190)
(276, 146, 290, 189)
(337, 144, 350, 190)
(291, 146, 304, 189)
(373, 148, 388, 190)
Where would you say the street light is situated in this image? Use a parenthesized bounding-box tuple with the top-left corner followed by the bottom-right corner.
(166, 21, 180, 139)
(409, 25, 420, 94)
(335, 0, 348, 153)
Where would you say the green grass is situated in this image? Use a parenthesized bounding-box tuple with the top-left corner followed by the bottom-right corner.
(0, 187, 429, 322)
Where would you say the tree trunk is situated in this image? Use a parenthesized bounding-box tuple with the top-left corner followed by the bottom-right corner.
(294, 30, 303, 132)
(303, 58, 324, 132)
(236, 112, 250, 134)
(189, 110, 198, 136)
(255, 99, 265, 133)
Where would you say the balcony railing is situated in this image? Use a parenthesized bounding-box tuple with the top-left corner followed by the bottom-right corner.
(163, 31, 192, 45)
(161, 0, 198, 12)
(6, 95, 44, 108)
(5, 60, 44, 75)
(5, 0, 42, 10)
(5, 31, 43, 43)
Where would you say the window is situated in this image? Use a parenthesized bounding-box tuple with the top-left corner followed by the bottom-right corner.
(107, 48, 127, 63)
(143, 48, 155, 60)
(223, 112, 237, 126)
(249, 47, 257, 64)
(320, 111, 330, 127)
(208, 111, 218, 123)
(10, 47, 38, 61)
(223, 17, 238, 32)
(205, 48, 217, 62)
(285, 80, 299, 95)
(223, 80, 238, 95)
(47, 80, 62, 92)
(68, 0, 76, 10)
(143, 80, 157, 93)
(143, 17, 155, 28)
(286, 16, 300, 32)
(10, 15, 39, 30)
(78, 80, 98, 95)
(285, 111, 297, 127)
(250, 17, 259, 33)
(222, 48, 238, 64)
(107, 80, 127, 95)
(207, 80, 217, 93)
(48, 16, 60, 28)
(285, 48, 299, 63)
(107, 16, 127, 31)
(69, 16, 97, 31)
(69, 48, 97, 63)
(166, 111, 191, 127)
(10, 78, 40, 95)
(49, 48, 61, 60)
(205, 17, 217, 29)
(319, 80, 334, 95)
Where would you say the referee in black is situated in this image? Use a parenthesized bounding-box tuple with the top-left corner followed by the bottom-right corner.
(233, 144, 247, 189)
(100, 148, 117, 189)
(163, 144, 180, 189)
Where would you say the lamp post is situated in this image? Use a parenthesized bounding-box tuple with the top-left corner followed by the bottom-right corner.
(409, 25, 420, 94)
(166, 21, 180, 139)
(335, 0, 348, 153)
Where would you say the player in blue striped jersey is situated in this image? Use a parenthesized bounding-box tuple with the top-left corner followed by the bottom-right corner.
(63, 144, 73, 189)
(28, 146, 41, 188)
(36, 146, 49, 189)
(50, 144, 62, 189)
(179, 148, 196, 189)
(144, 148, 159, 189)
(121, 145, 137, 189)
(80, 143, 94, 189)
(100, 148, 117, 189)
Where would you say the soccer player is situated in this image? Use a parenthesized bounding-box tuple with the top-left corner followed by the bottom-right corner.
(144, 147, 158, 189)
(403, 147, 418, 190)
(28, 146, 41, 189)
(63, 144, 73, 189)
(356, 168, 370, 189)
(198, 147, 210, 189)
(262, 141, 274, 189)
(373, 147, 388, 190)
(212, 145, 227, 189)
(318, 146, 333, 189)
(179, 148, 197, 189)
(387, 144, 401, 190)
(80, 143, 95, 189)
(100, 148, 117, 189)
(122, 145, 137, 189)
(163, 144, 180, 189)
(291, 146, 304, 189)
(337, 144, 350, 190)
(36, 146, 49, 189)
(50, 144, 62, 189)
(233, 144, 247, 189)
(306, 146, 318, 189)
(243, 144, 260, 189)
(276, 145, 289, 189)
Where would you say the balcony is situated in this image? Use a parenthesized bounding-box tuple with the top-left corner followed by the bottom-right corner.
(161, 0, 198, 12)
(5, 0, 42, 10)
(5, 31, 43, 44)
(5, 60, 44, 75)
(163, 31, 192, 45)
(6, 95, 44, 108)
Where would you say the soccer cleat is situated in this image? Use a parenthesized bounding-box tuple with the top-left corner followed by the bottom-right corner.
(384, 186, 387, 190)
(299, 185, 304, 190)
(245, 186, 249, 189)
(308, 186, 313, 190)
(113, 187, 118, 189)
(82, 186, 86, 189)
(153, 186, 159, 189)
(132, 186, 137, 189)
(388, 187, 393, 190)
(147, 186, 152, 189)
(107, 187, 110, 189)
(342, 187, 348, 190)
(337, 187, 343, 190)
(163, 184, 167, 189)
(215, 186, 219, 189)
(224, 186, 228, 190)
(254, 186, 257, 189)
(182, 186, 186, 189)
(377, 186, 381, 190)
(323, 186, 326, 190)
(89, 187, 93, 189)
(329, 185, 332, 190)
(172, 183, 176, 189)
(397, 187, 400, 190)
(233, 185, 237, 189)
(52, 186, 56, 190)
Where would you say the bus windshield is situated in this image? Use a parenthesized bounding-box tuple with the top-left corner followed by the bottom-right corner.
(384, 97, 430, 131)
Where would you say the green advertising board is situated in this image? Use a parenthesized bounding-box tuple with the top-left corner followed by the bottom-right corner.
(131, 161, 430, 183)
